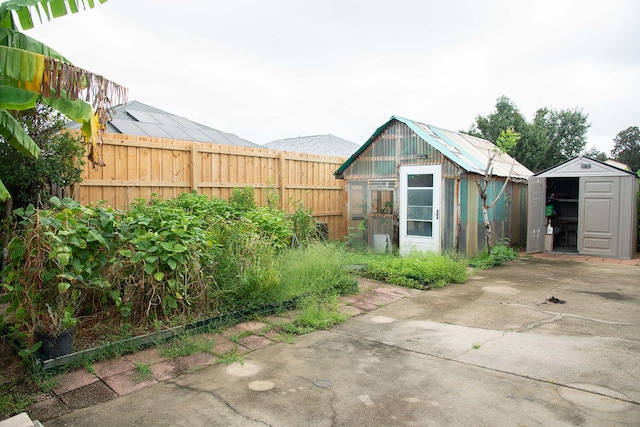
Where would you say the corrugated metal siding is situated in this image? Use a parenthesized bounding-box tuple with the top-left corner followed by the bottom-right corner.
(518, 183, 528, 244)
(471, 180, 528, 253)
(343, 121, 449, 180)
(459, 176, 471, 254)
(443, 177, 456, 250)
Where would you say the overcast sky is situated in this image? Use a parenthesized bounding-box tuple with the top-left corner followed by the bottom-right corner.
(26, 0, 639, 154)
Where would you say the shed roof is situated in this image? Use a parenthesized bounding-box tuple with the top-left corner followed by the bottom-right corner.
(535, 156, 637, 178)
(335, 116, 533, 179)
(68, 100, 260, 148)
(264, 134, 360, 157)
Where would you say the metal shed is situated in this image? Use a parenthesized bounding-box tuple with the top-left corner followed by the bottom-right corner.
(527, 156, 638, 259)
(335, 116, 532, 256)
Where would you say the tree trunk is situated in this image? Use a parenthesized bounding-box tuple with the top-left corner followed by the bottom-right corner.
(481, 202, 492, 254)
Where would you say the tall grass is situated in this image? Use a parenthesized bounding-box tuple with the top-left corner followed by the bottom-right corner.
(358, 250, 468, 289)
(275, 243, 358, 301)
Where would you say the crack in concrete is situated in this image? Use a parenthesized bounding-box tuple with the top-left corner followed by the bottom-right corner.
(273, 369, 340, 426)
(327, 385, 339, 427)
(167, 380, 272, 426)
(330, 330, 640, 407)
(453, 331, 507, 359)
(503, 303, 635, 330)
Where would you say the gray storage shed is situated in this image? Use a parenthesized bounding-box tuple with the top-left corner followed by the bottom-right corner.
(527, 156, 638, 259)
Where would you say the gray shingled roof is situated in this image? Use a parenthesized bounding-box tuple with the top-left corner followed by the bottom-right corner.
(263, 134, 361, 158)
(68, 100, 260, 148)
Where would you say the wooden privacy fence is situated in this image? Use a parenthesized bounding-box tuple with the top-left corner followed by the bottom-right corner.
(75, 133, 348, 240)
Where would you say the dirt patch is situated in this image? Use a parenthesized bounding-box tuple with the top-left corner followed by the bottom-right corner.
(0, 337, 48, 421)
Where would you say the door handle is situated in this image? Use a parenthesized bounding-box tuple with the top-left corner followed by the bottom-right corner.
(436, 209, 439, 220)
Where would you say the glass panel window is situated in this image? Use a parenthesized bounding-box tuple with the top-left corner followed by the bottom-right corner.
(408, 174, 433, 188)
(407, 220, 432, 237)
(408, 189, 433, 207)
(408, 206, 433, 221)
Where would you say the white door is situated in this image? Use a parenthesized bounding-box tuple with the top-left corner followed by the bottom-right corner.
(578, 176, 620, 257)
(526, 177, 546, 253)
(399, 165, 441, 254)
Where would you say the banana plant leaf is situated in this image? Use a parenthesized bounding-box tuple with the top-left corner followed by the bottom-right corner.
(0, 0, 120, 196)
(0, 108, 40, 158)
(40, 90, 98, 150)
(0, 0, 108, 31)
(0, 179, 9, 201)
(0, 84, 37, 109)
(0, 46, 45, 89)
(0, 27, 70, 62)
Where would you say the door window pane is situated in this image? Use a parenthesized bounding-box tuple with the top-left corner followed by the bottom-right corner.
(408, 206, 433, 221)
(408, 189, 433, 206)
(408, 174, 433, 188)
(407, 220, 432, 236)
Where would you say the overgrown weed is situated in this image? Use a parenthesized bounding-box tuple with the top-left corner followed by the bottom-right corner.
(133, 362, 153, 381)
(217, 347, 244, 365)
(358, 250, 468, 288)
(159, 334, 215, 360)
(275, 242, 358, 301)
(468, 240, 519, 269)
(295, 296, 348, 330)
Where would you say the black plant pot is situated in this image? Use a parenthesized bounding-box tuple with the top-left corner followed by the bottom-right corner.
(35, 326, 76, 360)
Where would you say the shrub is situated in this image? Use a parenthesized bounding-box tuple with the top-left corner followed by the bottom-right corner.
(288, 199, 323, 249)
(469, 240, 519, 269)
(0, 103, 85, 214)
(110, 199, 215, 323)
(229, 186, 257, 214)
(244, 207, 292, 249)
(2, 198, 116, 347)
(212, 226, 281, 312)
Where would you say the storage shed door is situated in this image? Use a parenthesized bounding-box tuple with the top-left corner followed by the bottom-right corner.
(526, 177, 545, 253)
(578, 176, 620, 257)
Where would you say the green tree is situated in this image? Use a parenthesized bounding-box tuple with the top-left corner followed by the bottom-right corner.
(582, 147, 608, 161)
(611, 126, 640, 172)
(535, 107, 590, 167)
(0, 102, 85, 212)
(468, 96, 548, 172)
(469, 95, 528, 142)
(468, 96, 591, 172)
(0, 0, 127, 201)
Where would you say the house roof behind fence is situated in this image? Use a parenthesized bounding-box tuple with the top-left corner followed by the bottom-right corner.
(68, 100, 260, 148)
(335, 116, 533, 179)
(263, 134, 360, 157)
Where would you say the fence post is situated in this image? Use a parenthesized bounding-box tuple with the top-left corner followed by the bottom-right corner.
(191, 142, 198, 192)
(278, 151, 286, 211)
